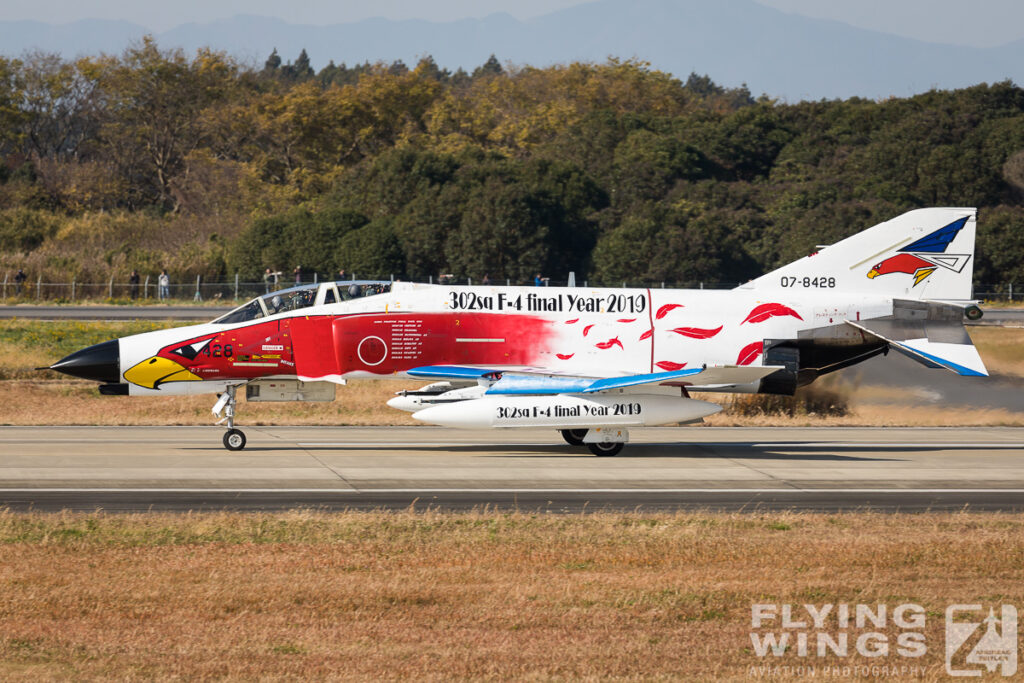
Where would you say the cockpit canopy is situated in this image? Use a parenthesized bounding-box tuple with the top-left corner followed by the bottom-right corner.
(212, 281, 391, 324)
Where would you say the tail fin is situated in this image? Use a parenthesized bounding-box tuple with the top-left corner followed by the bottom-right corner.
(741, 208, 977, 301)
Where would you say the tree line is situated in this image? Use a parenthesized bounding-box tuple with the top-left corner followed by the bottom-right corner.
(1, 39, 1023, 289)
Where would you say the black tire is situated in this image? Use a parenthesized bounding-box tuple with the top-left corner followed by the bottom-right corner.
(223, 428, 246, 451)
(965, 305, 983, 321)
(560, 428, 589, 446)
(588, 441, 623, 457)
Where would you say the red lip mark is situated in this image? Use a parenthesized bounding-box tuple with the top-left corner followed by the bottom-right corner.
(736, 341, 764, 366)
(617, 318, 636, 323)
(669, 325, 723, 340)
(595, 337, 623, 350)
(565, 318, 579, 324)
(656, 303, 683, 320)
(556, 353, 575, 360)
(583, 324, 595, 337)
(655, 361, 687, 371)
(742, 303, 803, 324)
(639, 328, 654, 341)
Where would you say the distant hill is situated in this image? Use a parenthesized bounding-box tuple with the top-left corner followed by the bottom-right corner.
(1, 0, 1022, 100)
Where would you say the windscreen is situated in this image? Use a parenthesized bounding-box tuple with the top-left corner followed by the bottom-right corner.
(212, 285, 319, 324)
(212, 298, 265, 324)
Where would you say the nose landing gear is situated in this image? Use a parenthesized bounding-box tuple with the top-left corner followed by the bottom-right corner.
(223, 428, 246, 451)
(214, 384, 246, 450)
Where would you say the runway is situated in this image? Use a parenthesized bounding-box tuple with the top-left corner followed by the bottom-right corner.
(2, 426, 1023, 512)
(0, 304, 233, 321)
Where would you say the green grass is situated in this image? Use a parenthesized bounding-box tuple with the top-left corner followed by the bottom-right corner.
(0, 511, 839, 548)
(0, 319, 189, 359)
(0, 319, 193, 380)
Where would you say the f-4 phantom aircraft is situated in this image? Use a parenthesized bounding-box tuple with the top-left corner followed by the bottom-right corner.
(50, 208, 987, 455)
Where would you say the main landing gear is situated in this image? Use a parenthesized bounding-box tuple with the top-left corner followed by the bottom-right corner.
(559, 428, 627, 456)
(560, 429, 589, 446)
(587, 441, 624, 457)
(213, 385, 246, 451)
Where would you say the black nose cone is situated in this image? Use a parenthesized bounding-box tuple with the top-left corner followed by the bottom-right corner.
(50, 339, 121, 383)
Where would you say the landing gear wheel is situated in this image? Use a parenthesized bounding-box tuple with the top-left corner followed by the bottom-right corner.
(561, 429, 589, 446)
(223, 428, 246, 451)
(965, 305, 983, 321)
(588, 441, 623, 457)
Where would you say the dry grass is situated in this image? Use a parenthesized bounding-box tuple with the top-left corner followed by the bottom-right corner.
(967, 326, 1024, 377)
(725, 380, 851, 418)
(0, 380, 417, 426)
(4, 379, 1023, 427)
(705, 402, 1024, 427)
(0, 510, 1021, 680)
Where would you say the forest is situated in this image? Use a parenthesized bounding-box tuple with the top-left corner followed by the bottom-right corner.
(1, 39, 1023, 290)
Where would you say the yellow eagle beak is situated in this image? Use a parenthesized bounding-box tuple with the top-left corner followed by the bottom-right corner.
(866, 269, 879, 279)
(124, 356, 201, 389)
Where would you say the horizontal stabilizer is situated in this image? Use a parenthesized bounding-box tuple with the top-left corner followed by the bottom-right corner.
(845, 321, 987, 376)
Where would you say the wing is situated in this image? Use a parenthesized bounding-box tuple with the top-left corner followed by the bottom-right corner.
(407, 364, 781, 395)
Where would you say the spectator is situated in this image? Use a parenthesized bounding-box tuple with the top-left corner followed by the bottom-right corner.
(129, 270, 140, 299)
(482, 273, 491, 286)
(294, 265, 302, 285)
(534, 273, 542, 287)
(13, 268, 26, 296)
(263, 268, 273, 293)
(338, 268, 346, 281)
(158, 269, 170, 300)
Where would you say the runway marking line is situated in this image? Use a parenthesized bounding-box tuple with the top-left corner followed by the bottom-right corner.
(751, 442, 1024, 448)
(293, 442, 1024, 449)
(295, 442, 560, 448)
(3, 488, 1024, 494)
(1, 441, 1020, 448)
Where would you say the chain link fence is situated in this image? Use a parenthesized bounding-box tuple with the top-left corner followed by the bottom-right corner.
(1, 271, 1020, 303)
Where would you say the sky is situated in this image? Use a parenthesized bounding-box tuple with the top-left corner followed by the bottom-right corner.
(3, 0, 1023, 48)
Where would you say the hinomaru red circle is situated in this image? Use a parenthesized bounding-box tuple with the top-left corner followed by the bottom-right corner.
(357, 336, 387, 366)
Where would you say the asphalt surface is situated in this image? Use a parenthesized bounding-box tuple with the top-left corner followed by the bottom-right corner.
(972, 308, 1024, 325)
(2, 426, 1023, 512)
(0, 304, 234, 321)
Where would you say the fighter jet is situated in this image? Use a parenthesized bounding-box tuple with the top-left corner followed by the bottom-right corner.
(50, 208, 987, 454)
